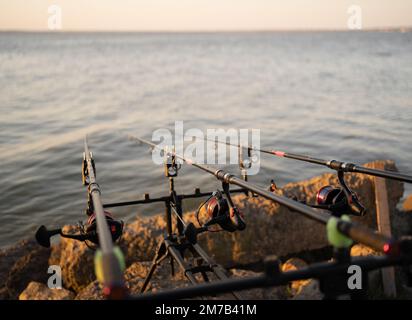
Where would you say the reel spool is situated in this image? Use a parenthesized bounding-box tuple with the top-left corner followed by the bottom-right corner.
(315, 180, 365, 217)
(83, 211, 124, 247)
(197, 190, 246, 233)
(276, 170, 366, 217)
(185, 189, 246, 244)
(316, 186, 347, 213)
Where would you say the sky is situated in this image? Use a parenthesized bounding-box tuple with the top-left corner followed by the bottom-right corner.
(0, 0, 411, 31)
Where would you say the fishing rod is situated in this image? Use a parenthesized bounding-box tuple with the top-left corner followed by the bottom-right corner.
(202, 137, 412, 184)
(35, 137, 127, 299)
(81, 138, 127, 298)
(131, 136, 408, 256)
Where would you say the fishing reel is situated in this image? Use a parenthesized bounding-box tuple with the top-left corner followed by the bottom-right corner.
(202, 189, 246, 232)
(35, 211, 124, 249)
(313, 171, 366, 217)
(270, 170, 365, 217)
(184, 183, 246, 244)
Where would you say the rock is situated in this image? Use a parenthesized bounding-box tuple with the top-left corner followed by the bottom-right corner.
(0, 240, 38, 299)
(75, 281, 105, 300)
(125, 261, 189, 295)
(19, 282, 75, 300)
(6, 246, 51, 299)
(120, 216, 166, 263)
(403, 195, 412, 212)
(0, 239, 51, 299)
(48, 242, 62, 266)
(281, 258, 322, 300)
(350, 244, 378, 257)
(52, 225, 95, 293)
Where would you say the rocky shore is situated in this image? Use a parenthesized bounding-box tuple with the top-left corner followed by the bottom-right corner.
(1, 160, 411, 300)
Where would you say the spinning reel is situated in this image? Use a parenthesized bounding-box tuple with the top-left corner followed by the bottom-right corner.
(271, 170, 366, 217)
(313, 170, 366, 217)
(35, 211, 124, 249)
(201, 189, 246, 232)
(184, 183, 246, 244)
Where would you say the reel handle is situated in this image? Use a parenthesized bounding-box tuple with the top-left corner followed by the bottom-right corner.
(35, 225, 98, 248)
(347, 194, 366, 216)
(229, 207, 246, 231)
(35, 226, 62, 248)
(337, 170, 366, 216)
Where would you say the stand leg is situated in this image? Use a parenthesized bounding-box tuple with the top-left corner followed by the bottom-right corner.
(170, 256, 175, 276)
(140, 241, 168, 293)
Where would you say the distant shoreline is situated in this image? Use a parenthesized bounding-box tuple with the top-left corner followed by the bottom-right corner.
(0, 27, 411, 34)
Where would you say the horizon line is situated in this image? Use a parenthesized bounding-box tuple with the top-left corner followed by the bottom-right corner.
(1, 26, 411, 33)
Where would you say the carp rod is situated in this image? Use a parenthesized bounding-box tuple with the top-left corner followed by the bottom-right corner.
(82, 138, 127, 299)
(201, 137, 412, 184)
(131, 136, 407, 256)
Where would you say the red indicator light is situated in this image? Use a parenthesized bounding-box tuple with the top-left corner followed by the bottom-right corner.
(383, 243, 391, 254)
(103, 286, 111, 296)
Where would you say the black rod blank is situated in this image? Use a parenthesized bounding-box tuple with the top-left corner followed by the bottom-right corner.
(204, 137, 412, 184)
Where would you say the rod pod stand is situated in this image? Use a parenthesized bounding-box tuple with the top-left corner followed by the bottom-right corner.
(138, 158, 244, 299)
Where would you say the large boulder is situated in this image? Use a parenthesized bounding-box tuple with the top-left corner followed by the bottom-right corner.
(0, 239, 50, 299)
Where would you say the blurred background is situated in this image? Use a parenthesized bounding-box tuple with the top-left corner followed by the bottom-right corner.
(0, 1, 411, 248)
